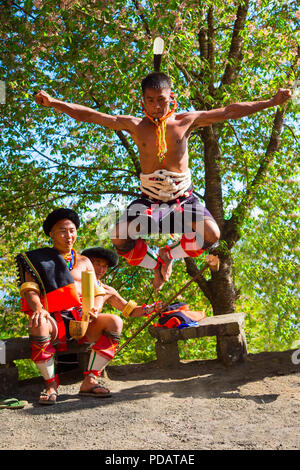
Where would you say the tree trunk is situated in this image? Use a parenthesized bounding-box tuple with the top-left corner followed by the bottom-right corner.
(185, 251, 238, 317)
(208, 252, 238, 315)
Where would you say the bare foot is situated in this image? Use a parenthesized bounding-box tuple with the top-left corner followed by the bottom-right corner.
(158, 247, 173, 282)
(79, 375, 111, 397)
(152, 265, 165, 292)
(205, 254, 220, 271)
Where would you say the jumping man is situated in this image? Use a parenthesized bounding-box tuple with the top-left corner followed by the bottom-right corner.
(34, 76, 291, 291)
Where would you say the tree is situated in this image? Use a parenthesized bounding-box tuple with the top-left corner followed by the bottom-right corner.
(0, 0, 298, 351)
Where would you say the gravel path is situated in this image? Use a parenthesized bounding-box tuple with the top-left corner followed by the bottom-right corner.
(1, 350, 299, 451)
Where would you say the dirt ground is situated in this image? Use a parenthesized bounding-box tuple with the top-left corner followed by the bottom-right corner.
(0, 349, 299, 451)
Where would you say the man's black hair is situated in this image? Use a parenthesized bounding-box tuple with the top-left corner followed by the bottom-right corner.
(141, 72, 172, 94)
(43, 208, 80, 236)
(81, 247, 119, 268)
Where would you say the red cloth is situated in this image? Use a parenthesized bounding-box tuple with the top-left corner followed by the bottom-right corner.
(92, 334, 119, 360)
(21, 283, 81, 316)
(117, 238, 148, 266)
(30, 339, 56, 363)
(180, 234, 204, 257)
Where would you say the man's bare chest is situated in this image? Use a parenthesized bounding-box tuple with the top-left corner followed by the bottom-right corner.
(70, 260, 89, 283)
(135, 122, 188, 154)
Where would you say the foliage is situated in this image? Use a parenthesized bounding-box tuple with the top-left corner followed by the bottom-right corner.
(0, 1, 299, 379)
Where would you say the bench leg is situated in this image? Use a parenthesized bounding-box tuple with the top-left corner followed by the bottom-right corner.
(155, 341, 180, 368)
(217, 330, 248, 366)
(77, 352, 90, 373)
(0, 363, 19, 395)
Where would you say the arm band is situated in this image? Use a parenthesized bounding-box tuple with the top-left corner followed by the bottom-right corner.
(20, 282, 40, 298)
(122, 300, 138, 318)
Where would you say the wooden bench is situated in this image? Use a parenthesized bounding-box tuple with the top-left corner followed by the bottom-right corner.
(0, 313, 247, 393)
(148, 313, 247, 368)
(0, 337, 91, 395)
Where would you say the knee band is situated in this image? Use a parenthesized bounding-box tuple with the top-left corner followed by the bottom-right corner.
(30, 335, 56, 363)
(85, 332, 121, 378)
(92, 332, 120, 360)
(180, 233, 204, 257)
(29, 335, 57, 383)
(166, 234, 204, 259)
(118, 238, 159, 269)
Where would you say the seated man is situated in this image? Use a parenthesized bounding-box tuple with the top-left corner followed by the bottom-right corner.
(81, 246, 119, 282)
(16, 208, 123, 404)
(81, 246, 156, 318)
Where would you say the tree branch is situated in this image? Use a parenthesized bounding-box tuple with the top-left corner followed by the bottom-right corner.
(10, 1, 36, 20)
(200, 125, 225, 229)
(220, 0, 249, 87)
(91, 94, 141, 176)
(184, 257, 213, 302)
(224, 104, 287, 248)
(132, 0, 151, 37)
(74, 6, 136, 33)
(115, 130, 141, 176)
(207, 6, 215, 95)
(197, 8, 208, 60)
(174, 59, 207, 109)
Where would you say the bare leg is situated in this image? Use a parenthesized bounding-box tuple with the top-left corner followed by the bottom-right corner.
(158, 247, 173, 283)
(152, 263, 166, 292)
(192, 218, 220, 248)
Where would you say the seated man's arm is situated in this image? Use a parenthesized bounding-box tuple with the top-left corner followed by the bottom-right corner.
(103, 285, 150, 317)
(23, 271, 51, 328)
(103, 285, 129, 311)
(34, 90, 138, 133)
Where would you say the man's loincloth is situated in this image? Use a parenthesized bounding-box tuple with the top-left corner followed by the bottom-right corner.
(50, 306, 85, 351)
(117, 189, 214, 236)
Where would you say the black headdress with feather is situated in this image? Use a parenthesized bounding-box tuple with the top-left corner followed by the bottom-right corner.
(153, 37, 164, 71)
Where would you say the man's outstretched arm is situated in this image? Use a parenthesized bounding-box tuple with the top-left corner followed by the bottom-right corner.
(34, 90, 138, 132)
(188, 88, 291, 130)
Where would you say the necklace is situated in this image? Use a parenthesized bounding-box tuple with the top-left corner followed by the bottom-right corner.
(141, 95, 178, 163)
(62, 249, 77, 271)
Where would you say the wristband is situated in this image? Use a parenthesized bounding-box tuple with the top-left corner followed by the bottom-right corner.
(122, 300, 137, 318)
(142, 302, 157, 317)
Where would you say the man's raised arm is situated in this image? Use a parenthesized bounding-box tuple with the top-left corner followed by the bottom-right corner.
(188, 88, 291, 130)
(34, 90, 138, 132)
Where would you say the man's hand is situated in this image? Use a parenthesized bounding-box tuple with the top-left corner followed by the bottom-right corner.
(34, 90, 54, 107)
(154, 301, 164, 313)
(88, 307, 100, 322)
(271, 88, 291, 106)
(29, 308, 51, 328)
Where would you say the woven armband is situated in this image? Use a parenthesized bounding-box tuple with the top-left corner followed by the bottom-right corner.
(20, 282, 40, 298)
(122, 300, 137, 318)
(94, 282, 106, 297)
